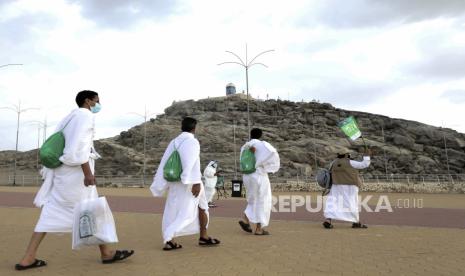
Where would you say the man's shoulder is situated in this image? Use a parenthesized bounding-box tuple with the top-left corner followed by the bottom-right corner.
(261, 140, 278, 152)
(175, 133, 199, 146)
(73, 108, 93, 119)
(261, 140, 273, 147)
(334, 158, 349, 165)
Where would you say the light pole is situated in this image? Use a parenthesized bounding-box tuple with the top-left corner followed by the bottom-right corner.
(381, 126, 389, 177)
(42, 117, 48, 143)
(128, 106, 157, 187)
(312, 117, 318, 170)
(441, 123, 460, 183)
(1, 63, 25, 185)
(443, 132, 451, 180)
(0, 63, 23, 69)
(0, 101, 39, 185)
(218, 44, 274, 139)
(26, 120, 47, 170)
(233, 119, 238, 179)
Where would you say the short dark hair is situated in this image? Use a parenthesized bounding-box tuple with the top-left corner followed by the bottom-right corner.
(76, 90, 98, 107)
(251, 128, 262, 139)
(181, 117, 197, 132)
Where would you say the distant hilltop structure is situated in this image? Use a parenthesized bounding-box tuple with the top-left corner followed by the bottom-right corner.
(226, 83, 236, 95)
(225, 83, 251, 100)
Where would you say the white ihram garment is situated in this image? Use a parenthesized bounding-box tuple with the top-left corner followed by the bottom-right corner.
(34, 108, 100, 233)
(241, 139, 280, 227)
(150, 132, 208, 243)
(203, 161, 218, 202)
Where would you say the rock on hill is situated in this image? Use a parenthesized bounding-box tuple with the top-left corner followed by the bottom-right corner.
(95, 94, 465, 178)
(2, 94, 465, 178)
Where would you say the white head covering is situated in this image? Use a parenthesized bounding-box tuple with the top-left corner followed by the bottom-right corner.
(207, 160, 218, 169)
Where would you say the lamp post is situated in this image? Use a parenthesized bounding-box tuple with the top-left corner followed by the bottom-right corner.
(128, 106, 157, 187)
(440, 123, 460, 183)
(381, 126, 389, 177)
(0, 101, 39, 185)
(0, 63, 23, 69)
(218, 44, 274, 139)
(26, 120, 47, 170)
(0, 63, 25, 185)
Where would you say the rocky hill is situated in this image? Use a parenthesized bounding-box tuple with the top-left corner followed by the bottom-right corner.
(2, 94, 465, 179)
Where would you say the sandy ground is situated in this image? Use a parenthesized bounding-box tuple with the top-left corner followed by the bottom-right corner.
(1, 186, 465, 275)
(1, 207, 465, 276)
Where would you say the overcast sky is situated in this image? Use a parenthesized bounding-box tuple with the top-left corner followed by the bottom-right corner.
(1, 0, 465, 151)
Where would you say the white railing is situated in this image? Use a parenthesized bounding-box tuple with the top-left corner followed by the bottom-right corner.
(1, 173, 464, 194)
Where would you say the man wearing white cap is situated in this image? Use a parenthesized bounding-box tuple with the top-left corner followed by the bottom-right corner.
(203, 161, 218, 207)
(323, 148, 371, 229)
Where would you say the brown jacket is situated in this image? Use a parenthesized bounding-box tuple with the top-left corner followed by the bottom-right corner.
(331, 158, 362, 187)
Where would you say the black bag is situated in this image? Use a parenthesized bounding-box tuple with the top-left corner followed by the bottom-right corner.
(315, 161, 335, 195)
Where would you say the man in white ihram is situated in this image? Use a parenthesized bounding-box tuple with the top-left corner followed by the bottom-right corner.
(15, 90, 134, 271)
(151, 117, 220, 250)
(238, 128, 280, 236)
(203, 161, 218, 207)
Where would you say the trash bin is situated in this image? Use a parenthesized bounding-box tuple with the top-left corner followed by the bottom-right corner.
(231, 179, 243, 197)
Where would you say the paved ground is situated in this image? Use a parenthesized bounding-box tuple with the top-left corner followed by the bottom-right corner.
(1, 187, 465, 275)
(1, 188, 465, 229)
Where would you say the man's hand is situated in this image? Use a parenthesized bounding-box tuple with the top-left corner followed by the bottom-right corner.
(81, 162, 96, 186)
(249, 146, 256, 153)
(84, 173, 96, 186)
(191, 183, 201, 197)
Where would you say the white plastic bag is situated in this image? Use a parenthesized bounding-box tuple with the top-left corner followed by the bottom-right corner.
(72, 191, 118, 250)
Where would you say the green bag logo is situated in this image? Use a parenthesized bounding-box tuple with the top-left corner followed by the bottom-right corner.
(240, 148, 256, 174)
(338, 116, 362, 141)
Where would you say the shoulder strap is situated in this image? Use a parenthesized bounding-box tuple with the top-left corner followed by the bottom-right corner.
(60, 115, 74, 132)
(328, 160, 336, 170)
(174, 138, 189, 151)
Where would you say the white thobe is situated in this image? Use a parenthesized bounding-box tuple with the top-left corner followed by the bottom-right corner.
(323, 156, 371, 223)
(241, 139, 280, 227)
(203, 162, 217, 202)
(150, 132, 208, 243)
(34, 108, 99, 233)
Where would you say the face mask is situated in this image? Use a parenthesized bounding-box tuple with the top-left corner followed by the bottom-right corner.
(90, 102, 101, 113)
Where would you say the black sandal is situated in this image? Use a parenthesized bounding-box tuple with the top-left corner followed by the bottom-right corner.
(15, 259, 47, 271)
(352, 222, 368, 229)
(199, 237, 221, 246)
(163, 241, 182, 251)
(238, 221, 252, 233)
(102, 250, 135, 264)
(323, 221, 333, 229)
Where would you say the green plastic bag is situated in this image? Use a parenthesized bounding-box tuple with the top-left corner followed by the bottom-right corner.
(338, 116, 362, 141)
(39, 118, 73, 169)
(163, 139, 187, 182)
(240, 148, 256, 174)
